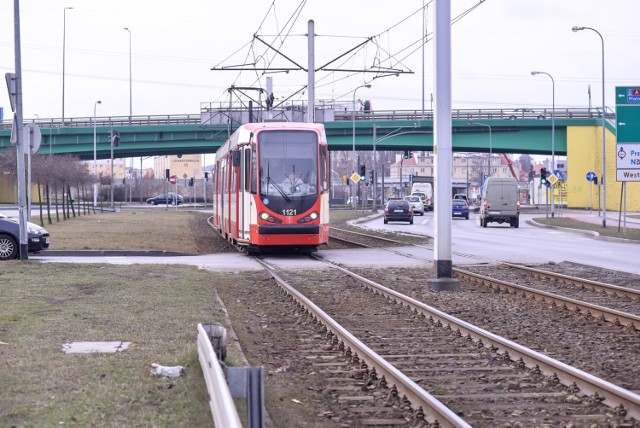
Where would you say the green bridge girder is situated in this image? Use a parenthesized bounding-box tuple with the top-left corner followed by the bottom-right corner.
(0, 116, 612, 161)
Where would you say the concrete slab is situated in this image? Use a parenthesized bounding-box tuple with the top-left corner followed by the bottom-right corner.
(62, 341, 131, 354)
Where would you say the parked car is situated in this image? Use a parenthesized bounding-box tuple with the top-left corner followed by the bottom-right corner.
(146, 193, 184, 205)
(452, 199, 470, 220)
(479, 177, 520, 228)
(403, 195, 424, 215)
(0, 214, 50, 260)
(383, 200, 413, 224)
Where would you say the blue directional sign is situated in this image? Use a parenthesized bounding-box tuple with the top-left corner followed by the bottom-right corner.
(586, 171, 596, 182)
(408, 173, 413, 182)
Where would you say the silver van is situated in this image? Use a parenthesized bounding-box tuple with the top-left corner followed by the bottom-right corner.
(479, 177, 520, 228)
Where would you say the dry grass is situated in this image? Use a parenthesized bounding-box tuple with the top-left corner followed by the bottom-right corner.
(37, 210, 213, 253)
(533, 217, 640, 241)
(0, 262, 234, 426)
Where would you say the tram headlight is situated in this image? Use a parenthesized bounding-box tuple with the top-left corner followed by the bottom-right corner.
(309, 212, 318, 220)
(297, 211, 318, 224)
(260, 212, 270, 221)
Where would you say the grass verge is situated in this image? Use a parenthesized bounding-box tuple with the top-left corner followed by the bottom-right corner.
(533, 217, 640, 241)
(0, 262, 231, 426)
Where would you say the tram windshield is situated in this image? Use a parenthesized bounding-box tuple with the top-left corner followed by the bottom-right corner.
(258, 130, 318, 212)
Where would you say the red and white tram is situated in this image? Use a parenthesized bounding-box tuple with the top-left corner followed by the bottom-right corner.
(212, 122, 330, 253)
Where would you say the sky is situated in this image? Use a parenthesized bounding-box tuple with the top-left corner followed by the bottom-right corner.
(1, 0, 640, 122)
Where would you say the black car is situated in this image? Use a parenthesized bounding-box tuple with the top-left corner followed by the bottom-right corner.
(0, 214, 50, 260)
(146, 193, 184, 205)
(383, 200, 413, 224)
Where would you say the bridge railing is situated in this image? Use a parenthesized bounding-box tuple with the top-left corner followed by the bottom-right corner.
(0, 107, 615, 131)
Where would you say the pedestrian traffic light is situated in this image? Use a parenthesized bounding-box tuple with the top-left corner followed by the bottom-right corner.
(369, 170, 374, 183)
(593, 176, 598, 185)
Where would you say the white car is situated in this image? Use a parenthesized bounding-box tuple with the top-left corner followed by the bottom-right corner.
(403, 196, 424, 215)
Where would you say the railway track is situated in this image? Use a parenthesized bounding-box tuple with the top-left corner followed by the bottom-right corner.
(251, 255, 640, 426)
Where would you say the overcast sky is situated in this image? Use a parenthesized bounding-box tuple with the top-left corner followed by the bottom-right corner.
(1, 0, 639, 121)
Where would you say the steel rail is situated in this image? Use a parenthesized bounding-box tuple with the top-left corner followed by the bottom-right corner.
(314, 256, 640, 421)
(453, 267, 640, 330)
(500, 262, 640, 300)
(253, 257, 470, 428)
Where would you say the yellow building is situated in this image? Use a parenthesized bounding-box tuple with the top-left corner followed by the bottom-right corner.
(153, 155, 202, 181)
(87, 159, 127, 180)
(566, 125, 640, 211)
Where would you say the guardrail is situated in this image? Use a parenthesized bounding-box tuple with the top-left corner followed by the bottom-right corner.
(0, 107, 616, 130)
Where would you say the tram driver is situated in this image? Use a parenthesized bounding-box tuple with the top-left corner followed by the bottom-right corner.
(282, 170, 306, 194)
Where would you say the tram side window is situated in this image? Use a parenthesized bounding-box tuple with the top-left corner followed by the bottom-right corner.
(320, 145, 328, 192)
(248, 146, 255, 193)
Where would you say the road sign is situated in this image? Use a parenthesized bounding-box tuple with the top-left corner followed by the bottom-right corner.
(615, 143, 640, 182)
(547, 173, 559, 186)
(350, 172, 361, 184)
(554, 170, 565, 182)
(616, 86, 640, 143)
(586, 171, 596, 182)
(23, 124, 41, 154)
(169, 175, 177, 185)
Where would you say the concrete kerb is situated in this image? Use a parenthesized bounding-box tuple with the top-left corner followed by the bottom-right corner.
(39, 250, 193, 257)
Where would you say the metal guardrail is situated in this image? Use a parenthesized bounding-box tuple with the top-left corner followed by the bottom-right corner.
(0, 107, 616, 131)
(197, 323, 243, 428)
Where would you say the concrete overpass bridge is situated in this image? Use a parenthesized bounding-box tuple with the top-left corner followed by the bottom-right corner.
(0, 107, 616, 161)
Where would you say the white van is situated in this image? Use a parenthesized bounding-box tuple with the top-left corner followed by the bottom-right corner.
(410, 182, 433, 211)
(479, 177, 520, 228)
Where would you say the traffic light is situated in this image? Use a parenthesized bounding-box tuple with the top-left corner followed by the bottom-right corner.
(189, 177, 194, 187)
(110, 130, 120, 147)
(360, 165, 366, 177)
(204, 172, 209, 181)
(540, 167, 547, 185)
(165, 169, 170, 180)
(593, 176, 598, 185)
(369, 170, 374, 183)
(403, 150, 410, 159)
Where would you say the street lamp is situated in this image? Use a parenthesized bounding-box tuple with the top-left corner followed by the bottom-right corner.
(531, 71, 555, 218)
(352, 83, 371, 208)
(124, 27, 132, 120)
(93, 100, 102, 207)
(62, 6, 74, 123)
(573, 25, 606, 228)
(468, 121, 492, 179)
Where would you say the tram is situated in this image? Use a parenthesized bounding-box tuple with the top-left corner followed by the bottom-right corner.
(212, 122, 330, 253)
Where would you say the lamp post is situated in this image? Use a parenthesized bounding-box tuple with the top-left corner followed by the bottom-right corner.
(468, 121, 492, 180)
(93, 100, 102, 207)
(573, 25, 606, 228)
(124, 27, 132, 120)
(62, 6, 73, 123)
(352, 83, 371, 209)
(531, 71, 555, 217)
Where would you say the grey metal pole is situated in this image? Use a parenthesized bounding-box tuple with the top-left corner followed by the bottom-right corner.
(13, 0, 28, 259)
(428, 0, 459, 292)
(124, 28, 132, 120)
(531, 71, 555, 217)
(372, 125, 377, 212)
(573, 25, 606, 228)
(93, 100, 101, 207)
(62, 6, 73, 123)
(307, 20, 314, 123)
(351, 83, 370, 209)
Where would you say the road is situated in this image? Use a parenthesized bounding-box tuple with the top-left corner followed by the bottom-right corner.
(359, 210, 639, 275)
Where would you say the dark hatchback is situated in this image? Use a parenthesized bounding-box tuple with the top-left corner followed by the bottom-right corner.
(452, 199, 470, 219)
(383, 200, 413, 224)
(146, 193, 184, 205)
(0, 214, 50, 260)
